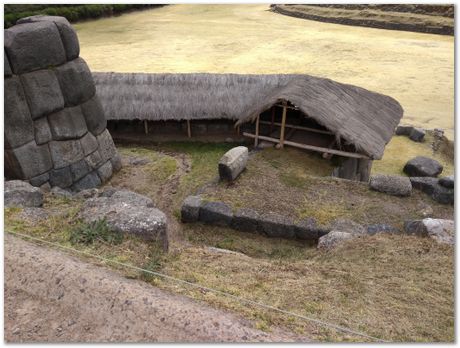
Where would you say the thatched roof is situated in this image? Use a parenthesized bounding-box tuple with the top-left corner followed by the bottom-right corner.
(93, 72, 403, 159)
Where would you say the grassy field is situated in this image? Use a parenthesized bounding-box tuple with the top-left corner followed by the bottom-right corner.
(5, 143, 454, 342)
(74, 4, 454, 139)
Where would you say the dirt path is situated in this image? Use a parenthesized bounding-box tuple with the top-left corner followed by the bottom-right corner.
(4, 234, 308, 343)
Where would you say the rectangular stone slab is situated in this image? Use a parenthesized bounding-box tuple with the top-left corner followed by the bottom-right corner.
(48, 106, 88, 140)
(55, 58, 95, 106)
(34, 117, 53, 145)
(80, 95, 107, 136)
(5, 140, 53, 179)
(49, 139, 84, 169)
(21, 69, 64, 120)
(4, 21, 66, 74)
(4, 76, 34, 149)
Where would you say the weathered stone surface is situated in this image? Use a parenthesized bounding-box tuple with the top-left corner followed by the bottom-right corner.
(18, 15, 80, 61)
(4, 50, 12, 76)
(128, 157, 150, 166)
(80, 132, 98, 156)
(259, 212, 295, 239)
(4, 76, 34, 149)
(55, 58, 95, 106)
(29, 172, 49, 187)
(329, 219, 366, 235)
(71, 171, 102, 192)
(218, 146, 248, 181)
(20, 69, 64, 119)
(5, 141, 53, 179)
(317, 231, 355, 250)
(48, 106, 88, 140)
(40, 182, 51, 192)
(111, 154, 123, 173)
(403, 156, 443, 177)
(97, 129, 118, 162)
(231, 208, 260, 233)
(104, 189, 154, 207)
(369, 174, 412, 197)
(409, 128, 425, 142)
(4, 21, 66, 74)
(33, 117, 53, 145)
(80, 193, 166, 240)
(50, 186, 73, 198)
(97, 160, 113, 183)
(395, 125, 413, 136)
(80, 96, 107, 136)
(404, 218, 454, 245)
(181, 195, 203, 223)
(5, 180, 43, 207)
(74, 188, 99, 200)
(439, 175, 454, 189)
(295, 217, 329, 240)
(410, 177, 454, 205)
(366, 224, 399, 235)
(85, 150, 103, 170)
(199, 201, 233, 227)
(70, 159, 91, 182)
(16, 207, 49, 223)
(49, 139, 84, 169)
(49, 166, 73, 188)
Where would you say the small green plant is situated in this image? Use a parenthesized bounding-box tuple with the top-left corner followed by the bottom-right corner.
(140, 248, 164, 281)
(69, 218, 123, 246)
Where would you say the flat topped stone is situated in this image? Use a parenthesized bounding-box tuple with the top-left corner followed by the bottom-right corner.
(317, 231, 355, 250)
(403, 156, 443, 177)
(218, 146, 249, 181)
(181, 195, 203, 223)
(5, 180, 43, 208)
(369, 174, 412, 197)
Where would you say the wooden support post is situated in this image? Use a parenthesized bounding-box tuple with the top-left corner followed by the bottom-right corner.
(254, 114, 260, 147)
(144, 120, 148, 135)
(187, 120, 191, 138)
(279, 101, 287, 149)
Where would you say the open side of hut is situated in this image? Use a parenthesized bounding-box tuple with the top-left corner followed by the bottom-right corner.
(93, 72, 404, 181)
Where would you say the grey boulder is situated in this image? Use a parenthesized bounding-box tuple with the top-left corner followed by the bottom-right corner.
(317, 231, 355, 250)
(218, 146, 248, 181)
(294, 217, 329, 240)
(439, 175, 454, 189)
(259, 212, 295, 239)
(5, 180, 43, 207)
(181, 195, 203, 223)
(403, 156, 443, 177)
(329, 218, 366, 235)
(409, 128, 425, 142)
(71, 171, 102, 192)
(404, 218, 454, 245)
(369, 174, 412, 197)
(410, 177, 454, 205)
(231, 208, 260, 233)
(199, 201, 233, 227)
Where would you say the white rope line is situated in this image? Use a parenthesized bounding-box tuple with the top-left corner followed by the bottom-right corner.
(7, 230, 389, 343)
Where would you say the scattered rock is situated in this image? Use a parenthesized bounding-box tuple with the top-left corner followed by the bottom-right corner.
(128, 157, 150, 166)
(80, 191, 166, 241)
(181, 195, 203, 223)
(404, 218, 454, 245)
(231, 208, 260, 233)
(403, 156, 443, 177)
(329, 219, 366, 235)
(259, 212, 295, 239)
(199, 201, 233, 227)
(409, 127, 425, 142)
(16, 207, 49, 223)
(439, 175, 454, 189)
(366, 224, 399, 235)
(218, 146, 248, 181)
(73, 188, 99, 199)
(294, 217, 329, 240)
(5, 180, 43, 207)
(410, 177, 454, 205)
(50, 186, 73, 198)
(317, 231, 355, 250)
(369, 174, 412, 196)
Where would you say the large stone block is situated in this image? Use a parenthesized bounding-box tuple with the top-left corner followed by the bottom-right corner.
(259, 212, 295, 239)
(199, 201, 233, 227)
(55, 58, 95, 106)
(403, 156, 443, 177)
(295, 217, 329, 240)
(5, 180, 43, 208)
(218, 146, 248, 181)
(49, 139, 84, 169)
(80, 95, 107, 136)
(80, 132, 99, 156)
(97, 160, 113, 183)
(111, 154, 123, 173)
(5, 141, 53, 179)
(4, 21, 66, 74)
(5, 77, 34, 149)
(71, 171, 102, 192)
(71, 159, 91, 182)
(17, 15, 80, 61)
(4, 50, 12, 76)
(181, 195, 203, 223)
(369, 174, 412, 197)
(85, 150, 103, 170)
(20, 69, 64, 120)
(49, 166, 73, 188)
(97, 129, 118, 162)
(231, 208, 260, 233)
(29, 172, 50, 187)
(34, 117, 53, 145)
(48, 106, 88, 140)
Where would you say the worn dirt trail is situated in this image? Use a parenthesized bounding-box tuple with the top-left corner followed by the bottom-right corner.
(4, 234, 308, 343)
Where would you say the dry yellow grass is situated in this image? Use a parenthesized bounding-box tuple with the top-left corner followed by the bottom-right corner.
(74, 5, 454, 138)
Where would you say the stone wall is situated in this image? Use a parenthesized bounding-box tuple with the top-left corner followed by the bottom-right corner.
(4, 15, 120, 191)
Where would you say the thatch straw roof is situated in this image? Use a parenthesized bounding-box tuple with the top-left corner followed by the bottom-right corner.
(93, 72, 403, 159)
